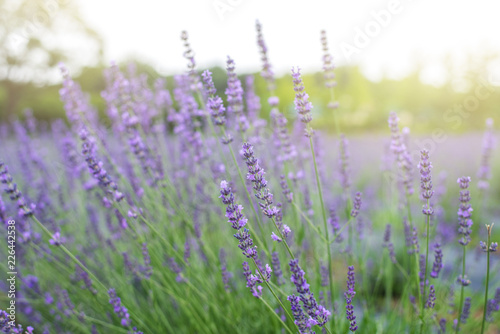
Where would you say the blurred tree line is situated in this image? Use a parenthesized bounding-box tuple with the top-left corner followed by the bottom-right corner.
(2, 60, 499, 134)
(1, 0, 499, 133)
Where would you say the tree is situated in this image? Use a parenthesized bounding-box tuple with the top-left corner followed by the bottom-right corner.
(0, 0, 103, 120)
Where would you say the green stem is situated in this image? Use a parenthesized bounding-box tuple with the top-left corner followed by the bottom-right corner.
(419, 200, 431, 333)
(309, 136, 336, 330)
(251, 258, 299, 334)
(480, 230, 491, 334)
(456, 246, 467, 334)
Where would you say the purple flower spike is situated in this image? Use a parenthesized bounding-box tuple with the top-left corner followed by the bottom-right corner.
(288, 294, 315, 334)
(320, 30, 337, 89)
(255, 21, 275, 91)
(292, 67, 314, 134)
(243, 261, 262, 298)
(219, 249, 232, 291)
(220, 180, 257, 259)
(339, 135, 351, 192)
(241, 143, 279, 220)
(430, 242, 443, 278)
(388, 112, 414, 196)
(289, 259, 330, 327)
(0, 162, 33, 218)
(457, 177, 473, 246)
(226, 56, 249, 133)
(382, 224, 397, 263)
(418, 149, 434, 215)
(426, 285, 436, 309)
(108, 288, 131, 327)
(485, 288, 500, 321)
(460, 297, 471, 324)
(477, 118, 495, 190)
(271, 252, 284, 286)
(345, 265, 358, 332)
(350, 192, 362, 218)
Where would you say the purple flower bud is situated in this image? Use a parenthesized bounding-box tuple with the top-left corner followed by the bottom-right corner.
(291, 67, 313, 132)
(350, 192, 362, 218)
(457, 176, 473, 246)
(430, 243, 443, 279)
(345, 265, 358, 332)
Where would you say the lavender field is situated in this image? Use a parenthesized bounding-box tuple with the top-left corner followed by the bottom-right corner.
(1, 20, 500, 334)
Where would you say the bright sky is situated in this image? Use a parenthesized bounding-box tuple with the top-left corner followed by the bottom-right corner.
(77, 0, 500, 84)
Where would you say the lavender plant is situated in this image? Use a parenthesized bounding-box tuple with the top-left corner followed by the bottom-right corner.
(0, 22, 498, 334)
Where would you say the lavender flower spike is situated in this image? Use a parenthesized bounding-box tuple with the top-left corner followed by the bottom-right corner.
(255, 20, 275, 91)
(383, 224, 397, 264)
(292, 67, 314, 135)
(108, 288, 131, 327)
(457, 176, 473, 246)
(202, 70, 226, 126)
(226, 56, 249, 133)
(418, 149, 434, 215)
(320, 30, 337, 89)
(477, 118, 495, 190)
(243, 261, 263, 298)
(345, 265, 358, 332)
(0, 162, 34, 218)
(241, 143, 281, 220)
(430, 242, 443, 278)
(288, 294, 316, 334)
(289, 259, 330, 327)
(350, 192, 362, 218)
(219, 180, 257, 259)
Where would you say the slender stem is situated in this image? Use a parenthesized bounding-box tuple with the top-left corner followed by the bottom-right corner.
(309, 136, 336, 330)
(292, 201, 328, 243)
(260, 297, 294, 334)
(456, 246, 467, 334)
(480, 230, 491, 334)
(251, 258, 299, 334)
(329, 87, 341, 136)
(419, 200, 431, 333)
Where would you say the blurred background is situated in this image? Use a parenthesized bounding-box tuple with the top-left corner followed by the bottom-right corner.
(1, 0, 500, 133)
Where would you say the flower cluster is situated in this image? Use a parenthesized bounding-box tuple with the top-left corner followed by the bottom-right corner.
(226, 57, 249, 133)
(79, 127, 124, 203)
(0, 162, 33, 218)
(477, 118, 495, 190)
(219, 180, 256, 259)
(350, 192, 362, 218)
(241, 143, 280, 219)
(242, 261, 271, 298)
(339, 134, 351, 192)
(382, 224, 396, 263)
(418, 149, 434, 215)
(430, 242, 443, 279)
(388, 112, 414, 196)
(202, 70, 226, 126)
(426, 285, 436, 309)
(320, 30, 336, 89)
(108, 288, 131, 327)
(255, 21, 275, 91)
(345, 265, 358, 332)
(457, 176, 473, 246)
(291, 67, 313, 133)
(288, 294, 316, 334)
(479, 223, 497, 252)
(289, 259, 331, 327)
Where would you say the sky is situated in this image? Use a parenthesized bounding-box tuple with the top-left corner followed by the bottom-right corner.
(76, 0, 500, 84)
